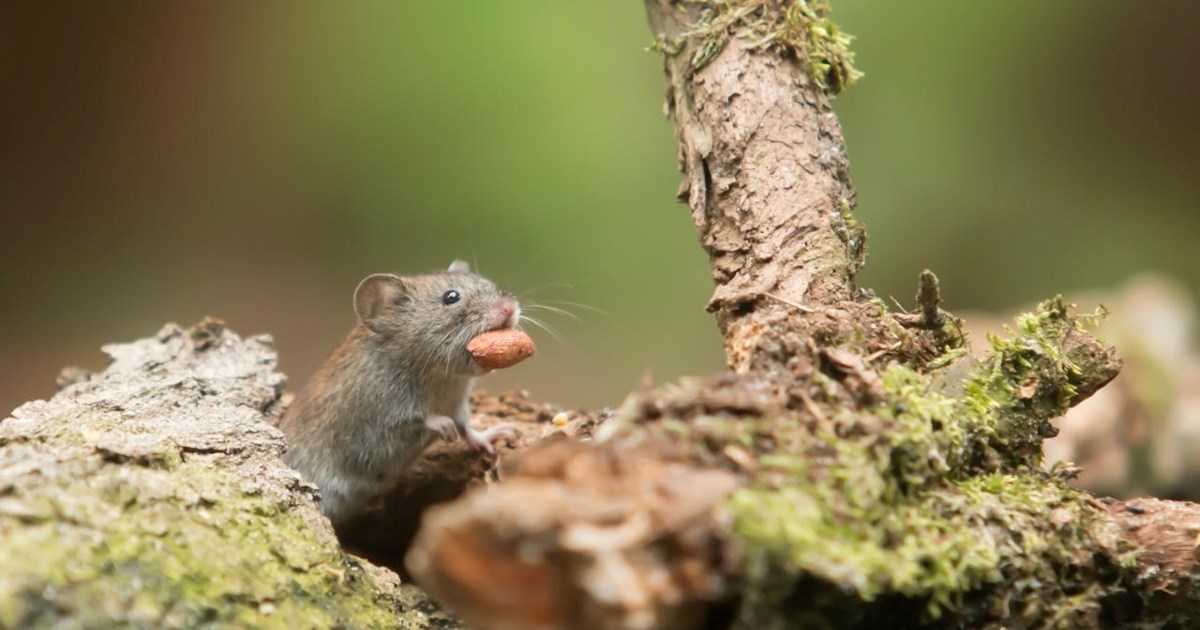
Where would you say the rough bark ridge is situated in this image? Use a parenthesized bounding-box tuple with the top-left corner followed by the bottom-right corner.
(649, 0, 862, 374)
(1101, 498, 1200, 618)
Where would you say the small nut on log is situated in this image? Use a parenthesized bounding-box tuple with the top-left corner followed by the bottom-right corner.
(468, 329, 536, 370)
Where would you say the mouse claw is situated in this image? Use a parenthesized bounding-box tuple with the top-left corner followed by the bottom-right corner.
(424, 415, 460, 443)
(463, 423, 517, 453)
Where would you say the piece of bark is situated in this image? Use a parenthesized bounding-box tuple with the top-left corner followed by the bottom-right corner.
(334, 390, 604, 578)
(969, 276, 1200, 500)
(0, 318, 457, 628)
(1101, 497, 1200, 619)
(407, 438, 740, 630)
(403, 301, 1135, 629)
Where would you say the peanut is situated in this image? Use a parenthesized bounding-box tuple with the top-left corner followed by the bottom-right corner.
(468, 329, 536, 370)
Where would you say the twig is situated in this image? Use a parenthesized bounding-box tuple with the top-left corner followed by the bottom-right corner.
(764, 292, 813, 313)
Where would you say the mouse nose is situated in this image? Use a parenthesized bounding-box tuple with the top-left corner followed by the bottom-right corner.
(497, 299, 519, 328)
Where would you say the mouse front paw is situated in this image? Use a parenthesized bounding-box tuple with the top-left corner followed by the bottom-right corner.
(462, 423, 517, 453)
(424, 414, 460, 443)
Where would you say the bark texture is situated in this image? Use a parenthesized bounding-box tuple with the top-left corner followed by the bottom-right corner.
(408, 439, 739, 630)
(1103, 497, 1200, 618)
(335, 391, 603, 579)
(649, 0, 862, 374)
(0, 318, 461, 629)
(978, 276, 1200, 500)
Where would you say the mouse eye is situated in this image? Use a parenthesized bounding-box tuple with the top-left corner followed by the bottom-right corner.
(441, 290, 462, 306)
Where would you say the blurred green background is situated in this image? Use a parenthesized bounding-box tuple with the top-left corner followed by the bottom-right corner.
(2, 2, 1197, 413)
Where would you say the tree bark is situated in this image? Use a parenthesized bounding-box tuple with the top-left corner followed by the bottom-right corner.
(1102, 497, 1200, 619)
(0, 318, 461, 628)
(648, 0, 861, 374)
(405, 2, 1200, 629)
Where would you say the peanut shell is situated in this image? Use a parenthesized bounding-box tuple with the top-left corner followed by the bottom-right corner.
(467, 329, 536, 370)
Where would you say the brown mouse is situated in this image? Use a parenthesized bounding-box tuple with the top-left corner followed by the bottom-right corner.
(279, 260, 519, 523)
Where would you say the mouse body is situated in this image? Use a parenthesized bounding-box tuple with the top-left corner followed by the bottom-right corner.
(279, 260, 519, 522)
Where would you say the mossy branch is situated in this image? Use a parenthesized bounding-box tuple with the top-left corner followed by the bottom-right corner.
(411, 300, 1142, 628)
(404, 2, 1200, 629)
(650, 0, 862, 94)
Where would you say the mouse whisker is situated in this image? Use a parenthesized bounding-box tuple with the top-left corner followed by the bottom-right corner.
(524, 303, 583, 322)
(541, 299, 607, 315)
(519, 314, 562, 343)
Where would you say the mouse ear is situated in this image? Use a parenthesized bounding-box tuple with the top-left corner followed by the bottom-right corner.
(447, 260, 470, 274)
(354, 274, 409, 334)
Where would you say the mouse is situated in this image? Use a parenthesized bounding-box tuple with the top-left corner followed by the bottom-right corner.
(279, 260, 520, 523)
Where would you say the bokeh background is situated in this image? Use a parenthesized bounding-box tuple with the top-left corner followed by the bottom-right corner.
(3, 2, 1197, 414)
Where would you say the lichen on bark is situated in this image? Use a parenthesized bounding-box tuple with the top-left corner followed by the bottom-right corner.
(723, 305, 1128, 626)
(589, 298, 1129, 627)
(963, 298, 1122, 471)
(0, 319, 461, 629)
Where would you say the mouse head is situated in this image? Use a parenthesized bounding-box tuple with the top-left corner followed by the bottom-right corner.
(353, 260, 520, 375)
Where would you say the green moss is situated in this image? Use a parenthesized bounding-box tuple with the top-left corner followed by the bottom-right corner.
(719, 412, 1130, 627)
(836, 198, 868, 275)
(630, 297, 1130, 627)
(879, 364, 969, 489)
(963, 297, 1116, 470)
(652, 0, 862, 94)
(776, 0, 863, 93)
(0, 456, 414, 629)
(721, 430, 1129, 626)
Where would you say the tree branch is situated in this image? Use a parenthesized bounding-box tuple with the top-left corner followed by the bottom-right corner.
(405, 3, 1200, 629)
(1101, 497, 1200, 619)
(647, 0, 861, 373)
